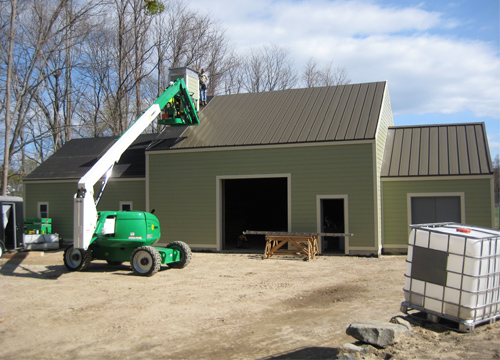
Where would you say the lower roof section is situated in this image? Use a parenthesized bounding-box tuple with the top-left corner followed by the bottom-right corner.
(25, 134, 159, 181)
(381, 123, 493, 177)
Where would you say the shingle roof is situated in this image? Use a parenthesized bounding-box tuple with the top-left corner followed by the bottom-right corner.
(25, 134, 159, 181)
(148, 81, 387, 151)
(381, 123, 493, 177)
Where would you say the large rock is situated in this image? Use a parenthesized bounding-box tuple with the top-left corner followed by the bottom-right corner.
(390, 315, 413, 330)
(346, 321, 411, 348)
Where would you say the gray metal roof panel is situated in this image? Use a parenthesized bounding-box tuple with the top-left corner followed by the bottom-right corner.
(304, 86, 337, 142)
(409, 129, 421, 176)
(429, 127, 439, 175)
(326, 85, 351, 140)
(365, 82, 385, 138)
(355, 83, 376, 139)
(382, 123, 493, 177)
(25, 134, 158, 181)
(447, 126, 459, 175)
(156, 81, 387, 151)
(289, 87, 323, 143)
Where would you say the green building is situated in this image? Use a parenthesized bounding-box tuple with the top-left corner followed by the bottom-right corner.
(23, 72, 495, 255)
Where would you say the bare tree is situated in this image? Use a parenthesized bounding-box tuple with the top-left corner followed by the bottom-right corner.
(302, 57, 350, 88)
(103, 0, 166, 135)
(197, 22, 232, 97)
(147, 0, 232, 96)
(241, 44, 297, 93)
(303, 57, 320, 88)
(216, 51, 244, 95)
(321, 60, 350, 86)
(1, 0, 70, 195)
(131, 0, 158, 119)
(74, 19, 114, 138)
(1, 0, 18, 195)
(0, 0, 106, 194)
(23, 0, 105, 146)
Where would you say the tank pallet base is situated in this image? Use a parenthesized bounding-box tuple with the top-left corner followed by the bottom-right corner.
(401, 301, 500, 333)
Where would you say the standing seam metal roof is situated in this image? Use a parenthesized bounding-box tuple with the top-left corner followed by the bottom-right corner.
(149, 81, 387, 151)
(381, 123, 493, 177)
(24, 134, 159, 180)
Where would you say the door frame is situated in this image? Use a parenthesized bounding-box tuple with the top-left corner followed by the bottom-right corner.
(216, 174, 292, 251)
(407, 192, 465, 229)
(316, 194, 349, 254)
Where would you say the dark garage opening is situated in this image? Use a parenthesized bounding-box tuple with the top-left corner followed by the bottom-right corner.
(223, 177, 288, 251)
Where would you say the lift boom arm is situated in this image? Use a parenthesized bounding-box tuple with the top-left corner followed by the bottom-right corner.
(73, 78, 199, 250)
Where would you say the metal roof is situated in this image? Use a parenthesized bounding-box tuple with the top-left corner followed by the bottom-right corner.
(149, 81, 387, 151)
(25, 134, 159, 181)
(381, 123, 493, 177)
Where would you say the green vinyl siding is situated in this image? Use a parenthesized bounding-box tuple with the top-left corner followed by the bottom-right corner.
(148, 143, 377, 249)
(24, 179, 145, 241)
(382, 178, 493, 248)
(95, 180, 146, 212)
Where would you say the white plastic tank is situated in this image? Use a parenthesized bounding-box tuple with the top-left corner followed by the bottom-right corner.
(403, 223, 500, 326)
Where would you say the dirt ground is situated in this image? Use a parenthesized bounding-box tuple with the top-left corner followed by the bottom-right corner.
(0, 249, 499, 360)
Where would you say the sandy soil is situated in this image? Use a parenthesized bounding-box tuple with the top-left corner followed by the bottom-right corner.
(0, 249, 499, 360)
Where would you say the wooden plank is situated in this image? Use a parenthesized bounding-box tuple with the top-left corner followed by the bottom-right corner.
(244, 231, 353, 236)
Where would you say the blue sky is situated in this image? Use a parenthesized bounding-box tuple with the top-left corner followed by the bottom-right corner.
(188, 0, 500, 159)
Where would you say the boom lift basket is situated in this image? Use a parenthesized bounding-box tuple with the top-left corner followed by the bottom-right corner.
(158, 88, 199, 127)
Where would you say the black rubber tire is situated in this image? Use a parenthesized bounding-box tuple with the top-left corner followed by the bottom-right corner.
(63, 245, 92, 271)
(166, 241, 192, 269)
(130, 246, 161, 276)
(106, 261, 123, 266)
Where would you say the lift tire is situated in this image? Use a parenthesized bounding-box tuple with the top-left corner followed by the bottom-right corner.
(130, 246, 161, 276)
(166, 241, 192, 269)
(64, 245, 92, 271)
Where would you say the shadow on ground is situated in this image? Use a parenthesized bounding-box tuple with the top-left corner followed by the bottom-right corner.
(0, 260, 65, 280)
(262, 346, 340, 359)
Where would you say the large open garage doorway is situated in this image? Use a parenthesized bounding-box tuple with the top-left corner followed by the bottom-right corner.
(222, 177, 288, 251)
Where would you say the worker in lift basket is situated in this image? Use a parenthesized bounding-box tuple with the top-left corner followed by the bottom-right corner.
(199, 68, 209, 106)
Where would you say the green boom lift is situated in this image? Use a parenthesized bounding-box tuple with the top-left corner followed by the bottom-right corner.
(64, 78, 199, 276)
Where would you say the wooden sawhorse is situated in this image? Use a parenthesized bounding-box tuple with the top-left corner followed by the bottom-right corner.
(263, 235, 319, 261)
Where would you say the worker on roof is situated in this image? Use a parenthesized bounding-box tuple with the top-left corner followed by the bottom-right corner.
(199, 68, 209, 106)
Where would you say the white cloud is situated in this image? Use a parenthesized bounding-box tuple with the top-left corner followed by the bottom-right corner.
(192, 0, 444, 46)
(323, 34, 500, 118)
(188, 0, 500, 120)
(273, 0, 443, 37)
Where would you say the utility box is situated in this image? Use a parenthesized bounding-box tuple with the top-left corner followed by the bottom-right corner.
(24, 218, 52, 235)
(401, 223, 500, 332)
(0, 196, 24, 257)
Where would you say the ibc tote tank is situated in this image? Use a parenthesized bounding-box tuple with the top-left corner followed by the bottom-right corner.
(401, 223, 500, 332)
